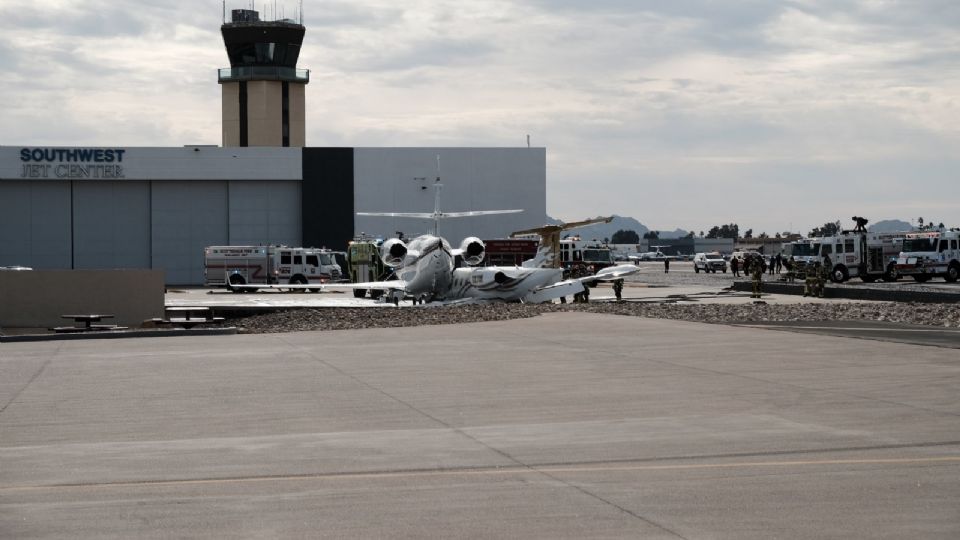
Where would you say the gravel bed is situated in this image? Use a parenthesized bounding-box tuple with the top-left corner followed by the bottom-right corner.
(235, 301, 960, 334)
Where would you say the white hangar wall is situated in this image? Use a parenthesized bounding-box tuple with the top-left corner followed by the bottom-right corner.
(0, 146, 548, 284)
(353, 147, 547, 243)
(0, 147, 302, 284)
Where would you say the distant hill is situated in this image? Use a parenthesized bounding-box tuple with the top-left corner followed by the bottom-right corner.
(657, 228, 692, 240)
(868, 219, 915, 233)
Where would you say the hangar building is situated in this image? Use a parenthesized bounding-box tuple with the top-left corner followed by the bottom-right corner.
(0, 8, 546, 284)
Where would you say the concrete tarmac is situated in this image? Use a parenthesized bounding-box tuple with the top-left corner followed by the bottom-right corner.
(2, 314, 959, 538)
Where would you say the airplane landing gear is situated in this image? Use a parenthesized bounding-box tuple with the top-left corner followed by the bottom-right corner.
(386, 290, 403, 306)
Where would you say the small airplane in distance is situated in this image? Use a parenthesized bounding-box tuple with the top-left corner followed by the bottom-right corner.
(631, 245, 675, 261)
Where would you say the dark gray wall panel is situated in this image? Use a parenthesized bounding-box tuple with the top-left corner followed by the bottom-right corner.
(302, 148, 354, 250)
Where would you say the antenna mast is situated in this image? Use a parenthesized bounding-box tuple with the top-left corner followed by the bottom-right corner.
(433, 155, 443, 235)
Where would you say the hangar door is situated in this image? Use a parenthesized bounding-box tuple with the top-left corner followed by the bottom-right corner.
(228, 181, 301, 246)
(73, 182, 151, 269)
(151, 181, 228, 285)
(0, 181, 71, 269)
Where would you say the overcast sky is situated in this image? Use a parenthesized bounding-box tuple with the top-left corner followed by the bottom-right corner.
(1, 1, 957, 235)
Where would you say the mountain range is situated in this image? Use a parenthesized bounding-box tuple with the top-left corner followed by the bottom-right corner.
(545, 216, 918, 241)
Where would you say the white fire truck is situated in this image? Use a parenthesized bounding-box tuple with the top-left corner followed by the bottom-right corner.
(818, 230, 908, 282)
(895, 229, 960, 282)
(786, 230, 908, 282)
(203, 245, 343, 291)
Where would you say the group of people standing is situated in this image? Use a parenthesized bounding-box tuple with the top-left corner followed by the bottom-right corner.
(803, 255, 832, 298)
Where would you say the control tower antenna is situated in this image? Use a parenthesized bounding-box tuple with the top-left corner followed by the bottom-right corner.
(219, 4, 309, 147)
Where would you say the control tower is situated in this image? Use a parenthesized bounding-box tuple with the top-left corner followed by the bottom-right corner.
(218, 8, 309, 147)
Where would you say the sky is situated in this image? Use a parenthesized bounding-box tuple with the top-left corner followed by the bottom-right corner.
(1, 0, 958, 236)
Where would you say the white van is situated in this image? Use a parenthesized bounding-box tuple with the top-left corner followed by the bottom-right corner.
(693, 252, 727, 273)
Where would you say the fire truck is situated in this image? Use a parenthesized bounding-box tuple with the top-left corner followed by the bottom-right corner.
(203, 245, 343, 291)
(895, 229, 960, 282)
(481, 238, 538, 266)
(559, 238, 615, 278)
(818, 231, 908, 282)
(786, 230, 908, 282)
(346, 234, 389, 298)
(784, 238, 821, 279)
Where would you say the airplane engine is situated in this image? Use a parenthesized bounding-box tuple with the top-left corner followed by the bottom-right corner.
(459, 237, 486, 266)
(380, 239, 408, 267)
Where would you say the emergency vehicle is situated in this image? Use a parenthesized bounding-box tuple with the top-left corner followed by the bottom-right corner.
(784, 239, 820, 279)
(559, 238, 615, 278)
(895, 229, 960, 282)
(346, 234, 388, 298)
(203, 245, 343, 291)
(785, 230, 908, 282)
(481, 238, 538, 266)
(816, 230, 908, 282)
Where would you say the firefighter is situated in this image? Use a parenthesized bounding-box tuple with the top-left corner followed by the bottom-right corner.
(818, 255, 832, 298)
(574, 282, 591, 303)
(612, 278, 624, 301)
(804, 262, 819, 297)
(751, 257, 763, 298)
(783, 257, 795, 283)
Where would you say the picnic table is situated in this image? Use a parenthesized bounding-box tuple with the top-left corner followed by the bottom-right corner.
(53, 314, 127, 333)
(162, 307, 225, 328)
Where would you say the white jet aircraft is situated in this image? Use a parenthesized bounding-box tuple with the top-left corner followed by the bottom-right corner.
(343, 208, 638, 304)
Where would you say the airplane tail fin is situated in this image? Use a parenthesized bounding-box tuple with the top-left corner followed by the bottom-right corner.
(511, 216, 614, 269)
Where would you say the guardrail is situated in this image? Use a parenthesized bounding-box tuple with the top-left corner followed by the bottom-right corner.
(218, 67, 310, 83)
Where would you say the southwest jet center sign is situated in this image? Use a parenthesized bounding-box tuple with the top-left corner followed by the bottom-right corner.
(0, 146, 303, 182)
(19, 148, 127, 179)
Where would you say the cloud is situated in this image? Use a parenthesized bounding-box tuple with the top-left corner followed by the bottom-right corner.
(1, 0, 957, 234)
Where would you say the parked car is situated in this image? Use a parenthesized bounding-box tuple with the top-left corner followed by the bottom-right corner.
(693, 252, 727, 273)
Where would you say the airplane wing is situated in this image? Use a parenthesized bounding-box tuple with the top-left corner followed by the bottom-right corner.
(581, 264, 641, 282)
(357, 210, 522, 219)
(356, 212, 435, 218)
(323, 280, 407, 292)
(440, 209, 523, 218)
(510, 216, 613, 237)
(522, 279, 585, 304)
